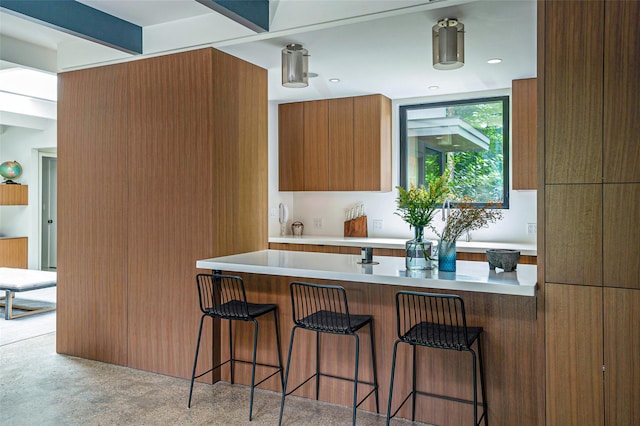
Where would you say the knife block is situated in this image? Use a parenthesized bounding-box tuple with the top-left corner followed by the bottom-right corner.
(344, 216, 368, 237)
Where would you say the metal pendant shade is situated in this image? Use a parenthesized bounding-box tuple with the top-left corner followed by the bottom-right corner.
(282, 43, 309, 88)
(432, 18, 464, 70)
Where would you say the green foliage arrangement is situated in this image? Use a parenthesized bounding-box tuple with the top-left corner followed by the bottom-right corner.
(395, 173, 450, 227)
(429, 197, 503, 241)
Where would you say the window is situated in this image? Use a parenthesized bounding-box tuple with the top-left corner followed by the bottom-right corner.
(399, 96, 509, 208)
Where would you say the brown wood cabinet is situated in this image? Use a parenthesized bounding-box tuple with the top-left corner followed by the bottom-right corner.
(279, 94, 391, 192)
(0, 184, 28, 205)
(278, 102, 304, 191)
(545, 283, 604, 426)
(544, 184, 602, 286)
(328, 97, 354, 191)
(57, 48, 267, 379)
(544, 0, 603, 185)
(541, 1, 640, 423)
(512, 78, 537, 190)
(604, 287, 640, 424)
(604, 1, 640, 183)
(353, 94, 392, 191)
(303, 100, 329, 191)
(0, 237, 28, 268)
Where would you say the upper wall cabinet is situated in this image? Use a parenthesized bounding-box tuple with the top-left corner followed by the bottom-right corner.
(279, 94, 391, 192)
(544, 1, 603, 184)
(604, 0, 640, 183)
(0, 184, 28, 205)
(512, 78, 537, 190)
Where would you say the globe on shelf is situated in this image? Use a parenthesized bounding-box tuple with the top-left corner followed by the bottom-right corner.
(0, 160, 23, 184)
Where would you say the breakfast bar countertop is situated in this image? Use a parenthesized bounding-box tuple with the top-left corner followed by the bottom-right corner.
(196, 249, 537, 297)
(268, 235, 537, 256)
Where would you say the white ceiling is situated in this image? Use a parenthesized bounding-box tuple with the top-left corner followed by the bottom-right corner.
(0, 0, 537, 103)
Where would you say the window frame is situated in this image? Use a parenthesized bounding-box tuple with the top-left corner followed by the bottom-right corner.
(399, 95, 510, 209)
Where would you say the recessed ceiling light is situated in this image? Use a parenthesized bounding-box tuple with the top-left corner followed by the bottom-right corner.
(487, 58, 502, 64)
(428, 85, 439, 90)
(328, 78, 340, 83)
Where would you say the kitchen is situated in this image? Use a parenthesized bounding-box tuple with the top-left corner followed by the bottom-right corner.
(1, 1, 638, 425)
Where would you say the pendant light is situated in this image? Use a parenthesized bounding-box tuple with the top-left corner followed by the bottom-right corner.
(282, 43, 309, 88)
(432, 18, 464, 70)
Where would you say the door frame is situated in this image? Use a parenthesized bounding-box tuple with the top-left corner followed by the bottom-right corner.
(38, 150, 57, 270)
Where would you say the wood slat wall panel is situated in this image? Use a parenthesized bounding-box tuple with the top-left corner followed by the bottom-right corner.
(0, 184, 28, 205)
(545, 184, 602, 286)
(0, 237, 27, 268)
(328, 97, 354, 191)
(354, 95, 392, 191)
(512, 78, 537, 190)
(219, 272, 543, 426)
(603, 183, 640, 289)
(304, 100, 329, 191)
(545, 283, 604, 426)
(125, 50, 216, 378)
(278, 103, 304, 191)
(56, 64, 129, 365)
(604, 287, 640, 425)
(211, 49, 268, 256)
(544, 0, 603, 184)
(604, 0, 640, 183)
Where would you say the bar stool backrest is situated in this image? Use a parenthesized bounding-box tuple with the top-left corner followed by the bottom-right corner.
(196, 273, 250, 319)
(396, 291, 471, 350)
(290, 282, 352, 333)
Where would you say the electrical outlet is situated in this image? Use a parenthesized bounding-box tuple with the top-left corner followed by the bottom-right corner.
(527, 223, 537, 234)
(269, 208, 277, 217)
(313, 218, 323, 229)
(373, 219, 384, 231)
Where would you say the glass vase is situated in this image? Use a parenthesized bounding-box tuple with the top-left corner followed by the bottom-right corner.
(438, 239, 457, 272)
(405, 226, 433, 270)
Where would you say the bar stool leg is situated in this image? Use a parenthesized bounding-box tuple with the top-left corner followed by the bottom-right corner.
(477, 338, 488, 426)
(352, 334, 360, 426)
(273, 309, 285, 388)
(229, 320, 234, 384)
(369, 322, 380, 413)
(188, 315, 206, 408)
(279, 326, 298, 426)
(315, 331, 320, 400)
(471, 349, 478, 426)
(386, 340, 401, 426)
(411, 345, 417, 421)
(248, 319, 260, 421)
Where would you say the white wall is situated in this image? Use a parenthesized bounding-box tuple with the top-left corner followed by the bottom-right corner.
(0, 125, 57, 268)
(269, 89, 538, 244)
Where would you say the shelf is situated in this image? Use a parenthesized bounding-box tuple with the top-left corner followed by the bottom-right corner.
(0, 184, 28, 205)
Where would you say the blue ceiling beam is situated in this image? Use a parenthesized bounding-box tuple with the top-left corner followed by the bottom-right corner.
(196, 0, 269, 33)
(0, 0, 142, 54)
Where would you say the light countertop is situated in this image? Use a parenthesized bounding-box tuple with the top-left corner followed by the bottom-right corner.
(196, 250, 537, 297)
(269, 235, 537, 256)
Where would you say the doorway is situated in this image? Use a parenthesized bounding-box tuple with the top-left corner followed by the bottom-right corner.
(41, 155, 57, 271)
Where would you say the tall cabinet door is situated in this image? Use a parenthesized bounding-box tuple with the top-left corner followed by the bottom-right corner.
(544, 0, 603, 184)
(354, 94, 391, 191)
(57, 64, 129, 365)
(604, 0, 640, 183)
(512, 78, 537, 190)
(278, 102, 304, 191)
(546, 283, 604, 426)
(604, 287, 640, 424)
(304, 100, 329, 191)
(328, 97, 354, 191)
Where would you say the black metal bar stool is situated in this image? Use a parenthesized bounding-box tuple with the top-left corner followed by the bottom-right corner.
(278, 281, 379, 426)
(386, 291, 487, 426)
(188, 273, 284, 421)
